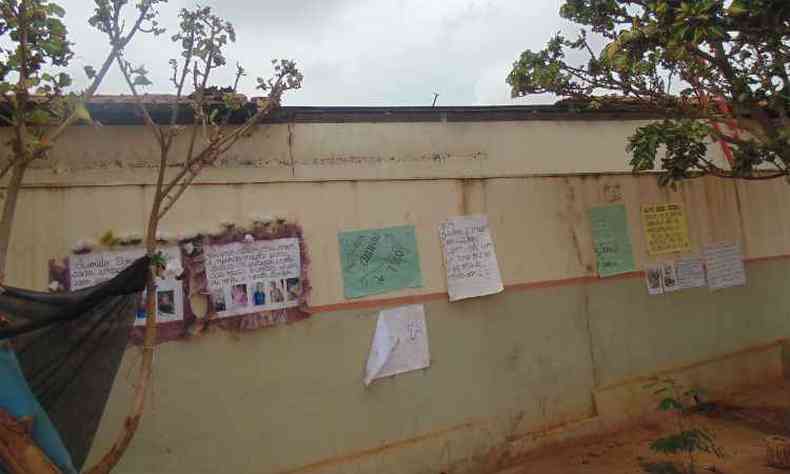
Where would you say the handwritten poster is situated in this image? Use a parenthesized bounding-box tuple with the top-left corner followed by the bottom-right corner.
(69, 247, 181, 290)
(364, 304, 430, 386)
(204, 238, 302, 318)
(641, 203, 691, 255)
(438, 215, 503, 301)
(703, 241, 746, 291)
(676, 256, 706, 290)
(338, 225, 423, 299)
(589, 204, 636, 277)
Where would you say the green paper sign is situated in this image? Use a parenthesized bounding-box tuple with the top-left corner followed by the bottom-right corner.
(338, 225, 423, 298)
(589, 204, 636, 277)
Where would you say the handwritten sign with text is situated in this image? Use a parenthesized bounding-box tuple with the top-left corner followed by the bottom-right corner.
(338, 225, 423, 299)
(589, 204, 636, 277)
(70, 247, 180, 290)
(641, 203, 691, 255)
(204, 238, 302, 318)
(703, 241, 746, 291)
(439, 215, 503, 301)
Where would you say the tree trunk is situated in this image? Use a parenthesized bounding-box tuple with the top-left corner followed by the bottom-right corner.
(0, 163, 27, 278)
(83, 213, 160, 474)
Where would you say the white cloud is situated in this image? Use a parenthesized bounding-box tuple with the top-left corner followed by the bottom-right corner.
(58, 0, 582, 105)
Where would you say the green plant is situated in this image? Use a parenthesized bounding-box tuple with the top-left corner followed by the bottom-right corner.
(0, 0, 158, 278)
(508, 0, 790, 186)
(644, 378, 724, 474)
(83, 5, 302, 474)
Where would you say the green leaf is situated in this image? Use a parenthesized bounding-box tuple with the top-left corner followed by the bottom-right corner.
(727, 2, 748, 15)
(27, 109, 50, 125)
(658, 397, 683, 411)
(73, 102, 92, 123)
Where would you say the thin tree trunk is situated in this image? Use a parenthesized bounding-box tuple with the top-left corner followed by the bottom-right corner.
(83, 208, 161, 474)
(0, 163, 27, 277)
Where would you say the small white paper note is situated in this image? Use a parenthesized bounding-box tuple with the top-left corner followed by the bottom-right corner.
(703, 242, 746, 291)
(676, 256, 706, 290)
(439, 215, 504, 302)
(661, 262, 679, 292)
(364, 304, 430, 386)
(645, 264, 664, 295)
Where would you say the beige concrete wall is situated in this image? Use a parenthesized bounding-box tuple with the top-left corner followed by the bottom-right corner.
(2, 118, 789, 473)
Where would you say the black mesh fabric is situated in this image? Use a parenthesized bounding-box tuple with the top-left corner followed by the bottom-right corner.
(0, 256, 149, 469)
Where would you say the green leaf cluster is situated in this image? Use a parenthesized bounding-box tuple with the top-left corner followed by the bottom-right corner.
(508, 0, 790, 185)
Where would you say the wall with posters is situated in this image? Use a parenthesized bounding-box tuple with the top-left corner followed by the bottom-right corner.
(1, 108, 790, 474)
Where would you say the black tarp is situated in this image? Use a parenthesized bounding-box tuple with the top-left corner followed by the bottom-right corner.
(0, 256, 149, 469)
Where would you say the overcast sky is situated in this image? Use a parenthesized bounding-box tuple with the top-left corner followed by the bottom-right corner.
(59, 0, 577, 106)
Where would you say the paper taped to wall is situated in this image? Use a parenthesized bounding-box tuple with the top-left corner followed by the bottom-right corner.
(204, 238, 302, 318)
(439, 215, 503, 301)
(704, 241, 746, 291)
(645, 264, 664, 295)
(338, 226, 423, 299)
(641, 203, 691, 255)
(661, 262, 679, 292)
(364, 304, 430, 386)
(676, 256, 706, 289)
(589, 204, 636, 277)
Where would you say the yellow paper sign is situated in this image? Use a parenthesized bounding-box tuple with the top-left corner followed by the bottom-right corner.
(641, 203, 691, 255)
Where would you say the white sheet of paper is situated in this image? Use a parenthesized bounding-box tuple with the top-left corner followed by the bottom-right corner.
(703, 242, 746, 291)
(644, 264, 664, 295)
(439, 215, 503, 301)
(364, 304, 430, 386)
(676, 256, 706, 289)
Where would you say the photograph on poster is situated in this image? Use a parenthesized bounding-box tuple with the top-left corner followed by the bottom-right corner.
(136, 278, 184, 326)
(253, 282, 267, 306)
(286, 278, 301, 302)
(270, 280, 285, 303)
(157, 290, 176, 317)
(231, 284, 249, 309)
(211, 289, 227, 313)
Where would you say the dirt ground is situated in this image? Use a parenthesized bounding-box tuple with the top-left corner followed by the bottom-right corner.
(498, 381, 790, 474)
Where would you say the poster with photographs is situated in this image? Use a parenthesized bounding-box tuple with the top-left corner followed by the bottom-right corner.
(204, 238, 302, 318)
(70, 246, 185, 325)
